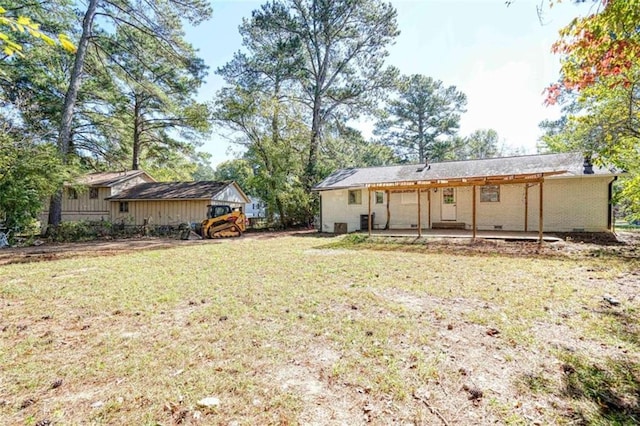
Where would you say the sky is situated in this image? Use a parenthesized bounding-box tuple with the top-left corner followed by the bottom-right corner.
(187, 0, 595, 167)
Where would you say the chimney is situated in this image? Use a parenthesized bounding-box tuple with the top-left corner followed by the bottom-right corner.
(583, 155, 594, 174)
(416, 157, 430, 172)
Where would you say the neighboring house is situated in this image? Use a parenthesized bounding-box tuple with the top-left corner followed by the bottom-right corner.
(245, 197, 267, 219)
(313, 152, 619, 234)
(40, 170, 156, 224)
(105, 181, 250, 226)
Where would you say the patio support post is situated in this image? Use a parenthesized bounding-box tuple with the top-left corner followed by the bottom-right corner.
(472, 185, 477, 239)
(385, 190, 390, 230)
(427, 188, 431, 228)
(368, 188, 372, 237)
(538, 180, 544, 244)
(417, 189, 422, 237)
(524, 184, 529, 232)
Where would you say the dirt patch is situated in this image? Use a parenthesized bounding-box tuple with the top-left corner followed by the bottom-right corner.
(0, 229, 318, 266)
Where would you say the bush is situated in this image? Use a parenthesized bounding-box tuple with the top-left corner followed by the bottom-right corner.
(49, 221, 96, 242)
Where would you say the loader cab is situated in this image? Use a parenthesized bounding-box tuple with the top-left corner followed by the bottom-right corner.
(207, 205, 232, 219)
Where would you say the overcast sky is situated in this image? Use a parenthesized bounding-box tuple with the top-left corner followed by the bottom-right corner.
(188, 0, 595, 167)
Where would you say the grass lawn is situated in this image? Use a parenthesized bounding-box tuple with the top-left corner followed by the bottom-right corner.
(1, 234, 639, 425)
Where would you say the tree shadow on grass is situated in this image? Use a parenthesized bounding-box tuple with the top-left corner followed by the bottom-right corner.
(560, 352, 640, 425)
(559, 306, 640, 424)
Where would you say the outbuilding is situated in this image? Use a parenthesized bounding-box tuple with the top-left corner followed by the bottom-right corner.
(106, 181, 250, 226)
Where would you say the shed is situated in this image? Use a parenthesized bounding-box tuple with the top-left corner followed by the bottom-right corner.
(106, 181, 250, 226)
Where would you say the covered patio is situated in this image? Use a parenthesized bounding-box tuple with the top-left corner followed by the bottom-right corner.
(363, 169, 567, 244)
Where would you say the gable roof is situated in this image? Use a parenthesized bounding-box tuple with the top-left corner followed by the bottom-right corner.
(313, 152, 617, 191)
(106, 181, 250, 203)
(76, 170, 155, 187)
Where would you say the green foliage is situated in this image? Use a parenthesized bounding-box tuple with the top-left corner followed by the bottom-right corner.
(374, 74, 467, 162)
(0, 133, 66, 233)
(456, 129, 503, 160)
(217, 0, 401, 224)
(0, 5, 75, 57)
(214, 159, 255, 194)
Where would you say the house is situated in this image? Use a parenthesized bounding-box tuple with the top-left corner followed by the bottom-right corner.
(245, 196, 267, 219)
(40, 170, 156, 223)
(105, 181, 250, 226)
(313, 152, 618, 236)
(41, 171, 250, 228)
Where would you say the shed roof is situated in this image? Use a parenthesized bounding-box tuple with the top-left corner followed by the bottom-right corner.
(106, 181, 250, 203)
(76, 170, 154, 187)
(313, 152, 616, 191)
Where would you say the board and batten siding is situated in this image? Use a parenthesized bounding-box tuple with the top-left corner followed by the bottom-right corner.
(59, 186, 111, 222)
(110, 200, 210, 226)
(319, 176, 614, 233)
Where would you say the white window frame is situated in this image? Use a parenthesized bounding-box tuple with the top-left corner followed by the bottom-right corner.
(348, 189, 362, 205)
(375, 191, 384, 204)
(480, 185, 500, 203)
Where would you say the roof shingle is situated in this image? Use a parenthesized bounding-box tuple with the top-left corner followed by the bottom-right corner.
(76, 170, 152, 187)
(106, 181, 232, 200)
(313, 152, 616, 190)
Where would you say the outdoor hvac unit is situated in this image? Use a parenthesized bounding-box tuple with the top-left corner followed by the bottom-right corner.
(334, 223, 348, 234)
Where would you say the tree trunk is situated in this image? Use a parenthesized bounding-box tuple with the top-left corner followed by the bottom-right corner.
(47, 0, 99, 229)
(132, 93, 142, 170)
(304, 98, 322, 192)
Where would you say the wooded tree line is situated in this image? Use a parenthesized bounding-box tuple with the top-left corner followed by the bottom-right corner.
(2, 0, 636, 233)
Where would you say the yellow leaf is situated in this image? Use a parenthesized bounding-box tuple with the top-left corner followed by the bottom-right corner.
(0, 7, 5, 14)
(40, 34, 55, 46)
(16, 16, 32, 26)
(58, 34, 76, 53)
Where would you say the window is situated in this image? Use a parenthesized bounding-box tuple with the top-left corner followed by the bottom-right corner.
(480, 185, 500, 202)
(89, 188, 99, 199)
(67, 188, 78, 200)
(348, 189, 362, 205)
(375, 191, 384, 204)
(119, 201, 129, 213)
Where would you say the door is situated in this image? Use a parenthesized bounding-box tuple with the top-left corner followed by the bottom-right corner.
(441, 187, 457, 221)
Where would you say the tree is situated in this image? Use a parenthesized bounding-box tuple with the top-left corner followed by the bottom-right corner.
(0, 127, 66, 235)
(214, 159, 255, 195)
(321, 125, 399, 171)
(545, 0, 640, 220)
(248, 0, 400, 191)
(547, 0, 640, 104)
(455, 129, 502, 160)
(46, 0, 213, 229)
(101, 27, 211, 171)
(0, 5, 74, 57)
(214, 86, 309, 227)
(374, 74, 467, 162)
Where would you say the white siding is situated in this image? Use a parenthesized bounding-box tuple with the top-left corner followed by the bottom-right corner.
(319, 176, 614, 233)
(320, 189, 388, 233)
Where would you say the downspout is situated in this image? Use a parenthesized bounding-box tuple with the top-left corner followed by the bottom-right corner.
(319, 192, 323, 233)
(608, 176, 617, 232)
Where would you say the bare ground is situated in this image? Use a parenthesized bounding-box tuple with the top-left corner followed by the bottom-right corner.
(1, 230, 638, 424)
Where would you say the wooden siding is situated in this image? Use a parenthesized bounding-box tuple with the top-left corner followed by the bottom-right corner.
(109, 200, 211, 226)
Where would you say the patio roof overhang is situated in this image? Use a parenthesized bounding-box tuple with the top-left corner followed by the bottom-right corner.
(364, 170, 567, 191)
